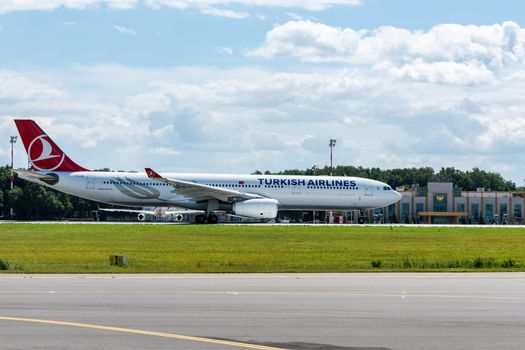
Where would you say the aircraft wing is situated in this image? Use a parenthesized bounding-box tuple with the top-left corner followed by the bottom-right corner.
(145, 168, 262, 203)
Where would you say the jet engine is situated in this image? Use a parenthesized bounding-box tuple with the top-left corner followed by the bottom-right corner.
(137, 213, 146, 221)
(175, 214, 184, 222)
(232, 198, 278, 219)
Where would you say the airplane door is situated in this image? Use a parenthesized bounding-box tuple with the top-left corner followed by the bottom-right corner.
(364, 183, 373, 196)
(86, 176, 95, 190)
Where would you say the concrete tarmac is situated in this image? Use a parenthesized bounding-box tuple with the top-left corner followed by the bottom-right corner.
(0, 273, 524, 349)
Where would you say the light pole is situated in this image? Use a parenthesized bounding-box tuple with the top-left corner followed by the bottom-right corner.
(329, 139, 336, 176)
(9, 136, 17, 217)
(328, 139, 337, 223)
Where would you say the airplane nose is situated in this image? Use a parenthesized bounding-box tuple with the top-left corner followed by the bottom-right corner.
(394, 190, 402, 201)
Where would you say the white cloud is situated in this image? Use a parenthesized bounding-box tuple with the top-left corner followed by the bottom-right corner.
(144, 0, 361, 12)
(217, 46, 234, 55)
(0, 0, 137, 13)
(3, 52, 525, 181)
(476, 117, 525, 149)
(144, 0, 360, 18)
(62, 21, 77, 26)
(249, 20, 525, 85)
(285, 12, 304, 20)
(0, 70, 66, 100)
(248, 20, 362, 62)
(0, 0, 360, 18)
(152, 124, 174, 138)
(199, 6, 249, 19)
(107, 0, 137, 9)
(151, 147, 181, 156)
(388, 59, 494, 85)
(113, 25, 136, 35)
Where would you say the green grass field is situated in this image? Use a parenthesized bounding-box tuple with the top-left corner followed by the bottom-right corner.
(0, 224, 524, 273)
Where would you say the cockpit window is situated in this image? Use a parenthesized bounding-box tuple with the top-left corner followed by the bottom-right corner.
(383, 186, 391, 190)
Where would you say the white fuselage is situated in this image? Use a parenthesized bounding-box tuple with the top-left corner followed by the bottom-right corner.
(21, 171, 401, 212)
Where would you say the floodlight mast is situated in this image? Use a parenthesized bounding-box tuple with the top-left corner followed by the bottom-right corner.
(9, 135, 17, 217)
(329, 139, 336, 176)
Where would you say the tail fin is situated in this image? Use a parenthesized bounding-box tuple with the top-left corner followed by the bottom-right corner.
(14, 119, 89, 172)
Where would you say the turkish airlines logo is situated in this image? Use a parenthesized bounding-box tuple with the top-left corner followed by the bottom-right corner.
(28, 135, 65, 171)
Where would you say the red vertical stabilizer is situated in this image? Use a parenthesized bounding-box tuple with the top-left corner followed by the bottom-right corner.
(14, 119, 89, 172)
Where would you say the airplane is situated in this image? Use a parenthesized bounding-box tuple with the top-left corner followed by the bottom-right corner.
(13, 119, 402, 224)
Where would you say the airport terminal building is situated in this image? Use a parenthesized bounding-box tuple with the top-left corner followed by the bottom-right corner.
(380, 181, 524, 225)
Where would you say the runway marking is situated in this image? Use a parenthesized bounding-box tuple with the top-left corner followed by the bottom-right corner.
(0, 316, 286, 350)
(0, 290, 524, 300)
(3, 273, 524, 281)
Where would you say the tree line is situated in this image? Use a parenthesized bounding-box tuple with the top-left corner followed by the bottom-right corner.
(264, 165, 518, 192)
(0, 165, 519, 220)
(0, 166, 97, 220)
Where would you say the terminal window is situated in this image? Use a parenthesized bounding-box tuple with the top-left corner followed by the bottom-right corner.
(388, 204, 396, 222)
(471, 203, 479, 221)
(401, 203, 410, 222)
(499, 204, 508, 224)
(485, 204, 494, 222)
(514, 204, 522, 219)
(433, 193, 447, 212)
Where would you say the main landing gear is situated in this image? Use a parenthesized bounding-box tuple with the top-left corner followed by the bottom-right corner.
(194, 199, 220, 224)
(207, 214, 219, 224)
(195, 214, 206, 224)
(194, 213, 219, 224)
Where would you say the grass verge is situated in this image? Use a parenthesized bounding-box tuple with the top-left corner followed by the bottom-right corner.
(0, 224, 524, 273)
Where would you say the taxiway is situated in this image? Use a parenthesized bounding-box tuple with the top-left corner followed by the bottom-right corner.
(1, 273, 525, 349)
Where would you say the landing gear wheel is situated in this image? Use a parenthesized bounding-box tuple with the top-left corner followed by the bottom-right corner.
(195, 214, 207, 224)
(358, 217, 365, 224)
(207, 214, 219, 224)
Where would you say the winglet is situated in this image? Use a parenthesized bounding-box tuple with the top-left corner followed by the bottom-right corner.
(145, 168, 162, 179)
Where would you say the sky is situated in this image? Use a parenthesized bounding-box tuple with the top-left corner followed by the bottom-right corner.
(2, 1, 525, 184)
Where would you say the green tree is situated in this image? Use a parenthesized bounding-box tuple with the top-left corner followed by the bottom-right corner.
(0, 165, 98, 220)
(276, 165, 517, 191)
(7, 186, 24, 217)
(0, 165, 11, 191)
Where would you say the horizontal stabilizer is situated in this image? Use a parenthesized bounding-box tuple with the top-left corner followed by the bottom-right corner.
(15, 169, 59, 185)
